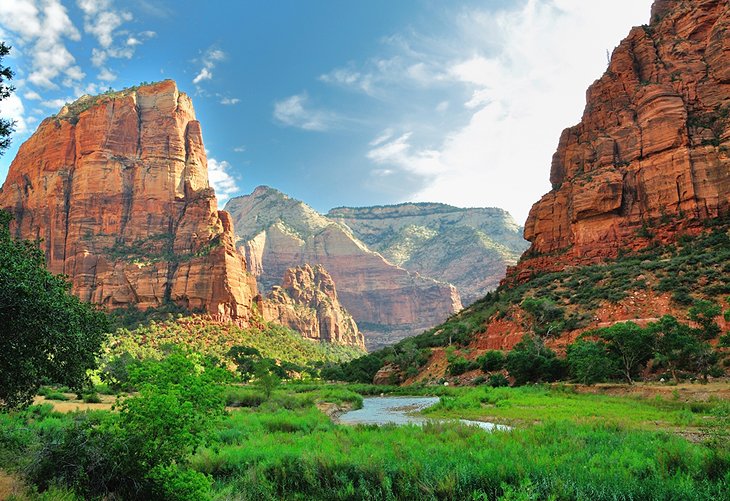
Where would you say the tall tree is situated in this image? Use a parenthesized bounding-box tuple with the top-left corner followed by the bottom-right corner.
(0, 210, 109, 409)
(0, 42, 15, 155)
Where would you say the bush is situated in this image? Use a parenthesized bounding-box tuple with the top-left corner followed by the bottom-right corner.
(82, 393, 102, 404)
(44, 391, 69, 401)
(488, 374, 510, 387)
(447, 356, 477, 376)
(505, 335, 567, 385)
(477, 351, 505, 372)
(567, 340, 618, 384)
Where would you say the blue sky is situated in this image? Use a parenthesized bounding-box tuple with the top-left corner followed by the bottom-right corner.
(0, 0, 653, 224)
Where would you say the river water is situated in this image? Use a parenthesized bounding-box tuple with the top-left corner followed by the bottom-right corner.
(338, 396, 509, 431)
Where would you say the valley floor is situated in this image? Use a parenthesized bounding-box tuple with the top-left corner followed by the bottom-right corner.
(1, 382, 728, 500)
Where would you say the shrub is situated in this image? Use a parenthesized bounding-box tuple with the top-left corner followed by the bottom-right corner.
(477, 350, 505, 372)
(488, 374, 510, 387)
(505, 335, 567, 385)
(567, 340, 618, 384)
(44, 391, 69, 401)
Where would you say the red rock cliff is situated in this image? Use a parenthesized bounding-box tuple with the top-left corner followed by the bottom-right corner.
(0, 80, 258, 321)
(263, 264, 365, 350)
(518, 0, 730, 279)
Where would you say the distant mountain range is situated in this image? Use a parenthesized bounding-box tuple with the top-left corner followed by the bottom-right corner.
(225, 186, 528, 349)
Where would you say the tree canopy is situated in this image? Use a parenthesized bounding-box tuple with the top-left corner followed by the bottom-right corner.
(0, 210, 109, 409)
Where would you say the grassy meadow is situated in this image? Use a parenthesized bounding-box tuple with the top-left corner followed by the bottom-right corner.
(1, 378, 728, 500)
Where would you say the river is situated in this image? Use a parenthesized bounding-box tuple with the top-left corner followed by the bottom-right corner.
(337, 396, 510, 431)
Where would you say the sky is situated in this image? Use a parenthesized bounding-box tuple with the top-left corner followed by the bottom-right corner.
(0, 0, 654, 225)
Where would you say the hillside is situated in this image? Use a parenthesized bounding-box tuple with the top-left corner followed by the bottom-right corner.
(225, 186, 463, 350)
(328, 203, 528, 305)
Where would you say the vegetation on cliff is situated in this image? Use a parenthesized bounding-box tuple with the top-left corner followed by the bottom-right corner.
(327, 221, 730, 385)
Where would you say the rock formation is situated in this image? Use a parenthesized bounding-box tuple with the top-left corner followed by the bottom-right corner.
(328, 204, 528, 305)
(225, 187, 463, 349)
(516, 0, 730, 281)
(0, 80, 260, 322)
(263, 264, 365, 349)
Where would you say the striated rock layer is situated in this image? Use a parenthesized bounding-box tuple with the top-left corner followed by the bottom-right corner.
(263, 264, 365, 350)
(328, 203, 528, 305)
(514, 0, 730, 282)
(225, 187, 463, 350)
(0, 81, 259, 321)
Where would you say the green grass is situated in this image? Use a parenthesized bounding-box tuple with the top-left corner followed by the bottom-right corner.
(3, 383, 728, 500)
(196, 407, 728, 500)
(421, 385, 729, 430)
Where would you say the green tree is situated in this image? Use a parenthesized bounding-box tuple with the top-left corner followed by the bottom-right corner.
(688, 300, 722, 340)
(477, 350, 505, 372)
(595, 322, 656, 384)
(505, 334, 567, 385)
(228, 345, 262, 382)
(567, 339, 618, 385)
(0, 210, 109, 409)
(254, 358, 281, 399)
(0, 42, 15, 155)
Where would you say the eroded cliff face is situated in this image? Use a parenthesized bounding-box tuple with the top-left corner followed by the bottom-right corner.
(225, 187, 463, 350)
(517, 0, 730, 281)
(263, 264, 365, 350)
(328, 204, 528, 306)
(0, 80, 258, 322)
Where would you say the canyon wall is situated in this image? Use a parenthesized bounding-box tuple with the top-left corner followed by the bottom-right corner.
(328, 203, 528, 305)
(225, 187, 463, 349)
(515, 0, 730, 281)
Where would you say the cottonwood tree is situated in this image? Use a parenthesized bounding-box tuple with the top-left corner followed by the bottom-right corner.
(0, 210, 110, 409)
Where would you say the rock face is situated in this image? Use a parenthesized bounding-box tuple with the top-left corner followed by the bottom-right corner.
(517, 0, 730, 280)
(263, 264, 365, 349)
(225, 187, 463, 350)
(328, 204, 528, 306)
(0, 81, 259, 321)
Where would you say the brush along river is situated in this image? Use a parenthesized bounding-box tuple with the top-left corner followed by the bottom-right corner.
(337, 395, 510, 430)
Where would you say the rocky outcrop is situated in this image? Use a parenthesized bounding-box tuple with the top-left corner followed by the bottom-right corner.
(0, 81, 258, 322)
(328, 204, 528, 305)
(225, 187, 463, 350)
(516, 0, 730, 281)
(262, 264, 365, 349)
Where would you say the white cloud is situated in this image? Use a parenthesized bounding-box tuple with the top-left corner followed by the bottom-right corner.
(361, 0, 653, 224)
(41, 97, 70, 109)
(273, 93, 337, 131)
(97, 67, 116, 82)
(76, 1, 153, 84)
(23, 90, 41, 100)
(76, 0, 132, 49)
(193, 47, 226, 87)
(0, 93, 28, 134)
(0, 0, 84, 89)
(233, 145, 246, 153)
(207, 157, 240, 206)
(220, 97, 240, 105)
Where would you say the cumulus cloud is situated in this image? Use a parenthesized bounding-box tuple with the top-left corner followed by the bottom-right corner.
(273, 93, 339, 131)
(359, 0, 653, 223)
(233, 145, 246, 153)
(76, 0, 153, 82)
(0, 0, 84, 89)
(0, 93, 29, 134)
(207, 157, 240, 206)
(220, 97, 240, 105)
(193, 47, 226, 87)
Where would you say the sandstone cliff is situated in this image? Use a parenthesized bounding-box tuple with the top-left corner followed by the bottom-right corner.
(263, 264, 365, 349)
(517, 0, 730, 281)
(225, 187, 463, 350)
(328, 204, 528, 305)
(0, 81, 259, 321)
